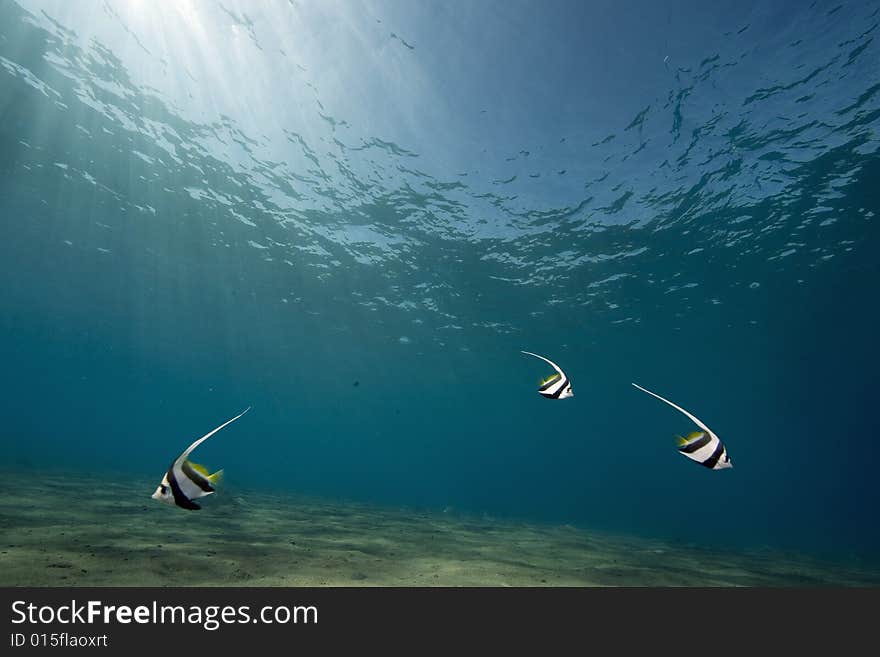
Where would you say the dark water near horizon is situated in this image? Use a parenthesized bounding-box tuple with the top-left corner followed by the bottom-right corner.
(1, 0, 878, 567)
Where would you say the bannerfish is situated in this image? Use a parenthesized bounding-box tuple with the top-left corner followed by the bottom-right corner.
(152, 407, 251, 510)
(631, 383, 731, 469)
(521, 351, 573, 399)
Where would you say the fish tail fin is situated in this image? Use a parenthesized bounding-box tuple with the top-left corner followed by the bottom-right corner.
(207, 469, 224, 485)
(674, 434, 688, 446)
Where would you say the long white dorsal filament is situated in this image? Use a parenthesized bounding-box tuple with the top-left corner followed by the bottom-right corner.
(631, 383, 713, 435)
(521, 351, 565, 378)
(176, 407, 252, 466)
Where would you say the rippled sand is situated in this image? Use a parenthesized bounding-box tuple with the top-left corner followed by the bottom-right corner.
(1, 470, 877, 587)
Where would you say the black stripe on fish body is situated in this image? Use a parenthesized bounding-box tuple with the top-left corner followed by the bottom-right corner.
(540, 378, 568, 399)
(167, 467, 201, 510)
(538, 374, 561, 391)
(700, 440, 726, 469)
(678, 433, 712, 454)
(181, 461, 214, 493)
(552, 378, 570, 399)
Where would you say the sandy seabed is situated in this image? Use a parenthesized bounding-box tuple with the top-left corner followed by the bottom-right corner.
(1, 470, 877, 587)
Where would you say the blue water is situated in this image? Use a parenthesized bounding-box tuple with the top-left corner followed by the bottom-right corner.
(1, 0, 878, 563)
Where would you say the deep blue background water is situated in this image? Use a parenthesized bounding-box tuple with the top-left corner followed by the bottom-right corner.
(1, 0, 878, 561)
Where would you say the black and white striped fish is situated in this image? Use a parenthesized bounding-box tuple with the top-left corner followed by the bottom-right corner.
(632, 383, 732, 470)
(521, 351, 573, 399)
(151, 407, 251, 510)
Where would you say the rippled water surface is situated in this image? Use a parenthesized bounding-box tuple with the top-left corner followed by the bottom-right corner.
(1, 0, 878, 564)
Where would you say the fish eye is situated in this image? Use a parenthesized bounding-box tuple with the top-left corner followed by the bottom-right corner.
(160, 485, 167, 494)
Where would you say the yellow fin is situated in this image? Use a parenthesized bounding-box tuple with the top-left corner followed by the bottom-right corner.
(207, 469, 224, 485)
(676, 431, 705, 446)
(540, 372, 561, 386)
(187, 461, 210, 477)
